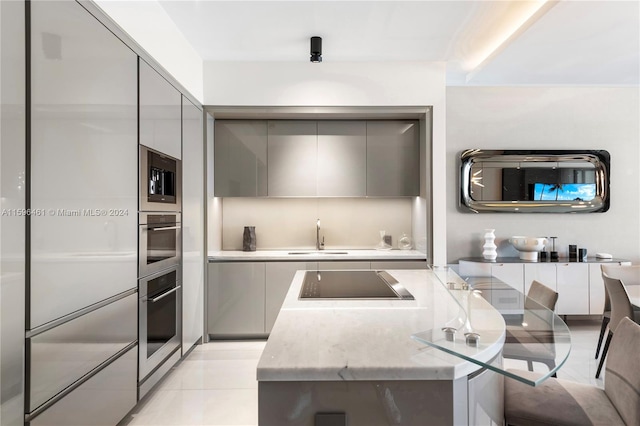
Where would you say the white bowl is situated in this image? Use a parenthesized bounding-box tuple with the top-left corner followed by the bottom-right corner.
(509, 236, 547, 261)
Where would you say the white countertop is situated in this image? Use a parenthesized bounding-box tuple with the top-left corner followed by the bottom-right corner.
(208, 249, 426, 262)
(257, 269, 505, 382)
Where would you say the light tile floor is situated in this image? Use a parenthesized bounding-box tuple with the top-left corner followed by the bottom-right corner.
(120, 320, 604, 426)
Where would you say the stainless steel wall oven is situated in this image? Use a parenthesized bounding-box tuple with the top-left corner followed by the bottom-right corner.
(138, 266, 181, 380)
(138, 145, 182, 388)
(139, 212, 181, 278)
(140, 145, 181, 212)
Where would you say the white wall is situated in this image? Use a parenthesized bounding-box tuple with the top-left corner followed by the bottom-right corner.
(204, 61, 445, 107)
(94, 0, 203, 103)
(221, 198, 412, 251)
(446, 87, 640, 263)
(204, 61, 447, 262)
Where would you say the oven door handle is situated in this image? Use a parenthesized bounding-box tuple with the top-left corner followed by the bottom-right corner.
(148, 285, 181, 303)
(148, 226, 180, 231)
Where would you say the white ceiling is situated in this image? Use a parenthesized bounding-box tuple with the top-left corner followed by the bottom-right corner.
(157, 0, 639, 85)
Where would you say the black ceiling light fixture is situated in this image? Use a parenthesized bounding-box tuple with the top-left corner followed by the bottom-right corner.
(310, 36, 322, 63)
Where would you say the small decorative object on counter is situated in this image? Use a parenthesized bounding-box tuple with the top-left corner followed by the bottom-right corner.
(550, 236, 558, 261)
(569, 244, 577, 261)
(398, 233, 412, 250)
(509, 236, 547, 261)
(243, 226, 256, 252)
(482, 229, 497, 261)
(579, 248, 587, 262)
(376, 230, 392, 251)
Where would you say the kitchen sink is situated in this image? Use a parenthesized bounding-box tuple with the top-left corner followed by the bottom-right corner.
(287, 251, 349, 255)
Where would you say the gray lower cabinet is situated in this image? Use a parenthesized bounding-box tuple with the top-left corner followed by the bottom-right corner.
(317, 121, 367, 196)
(370, 261, 427, 270)
(214, 120, 267, 196)
(267, 120, 318, 196)
(28, 346, 137, 426)
(366, 120, 420, 196)
(208, 262, 266, 336)
(210, 260, 426, 337)
(317, 261, 370, 270)
(265, 262, 317, 333)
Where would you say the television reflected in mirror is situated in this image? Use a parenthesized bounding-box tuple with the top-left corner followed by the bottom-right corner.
(460, 150, 610, 213)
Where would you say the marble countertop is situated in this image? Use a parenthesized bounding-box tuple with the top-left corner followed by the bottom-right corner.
(257, 269, 505, 382)
(209, 249, 427, 262)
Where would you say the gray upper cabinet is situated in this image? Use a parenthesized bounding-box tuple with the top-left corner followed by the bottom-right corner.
(139, 59, 182, 159)
(214, 120, 267, 196)
(366, 120, 420, 196)
(214, 119, 420, 197)
(267, 120, 317, 196)
(317, 121, 367, 196)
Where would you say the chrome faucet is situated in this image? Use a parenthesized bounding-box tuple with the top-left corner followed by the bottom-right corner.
(316, 219, 324, 250)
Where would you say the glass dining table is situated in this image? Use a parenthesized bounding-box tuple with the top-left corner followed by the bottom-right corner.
(412, 266, 571, 387)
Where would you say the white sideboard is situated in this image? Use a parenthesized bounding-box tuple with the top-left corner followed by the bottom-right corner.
(459, 258, 630, 315)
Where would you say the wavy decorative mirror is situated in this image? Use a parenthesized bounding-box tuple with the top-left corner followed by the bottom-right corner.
(460, 150, 610, 213)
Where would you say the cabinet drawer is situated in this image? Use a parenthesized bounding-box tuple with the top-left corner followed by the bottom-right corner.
(29, 346, 137, 426)
(28, 293, 137, 412)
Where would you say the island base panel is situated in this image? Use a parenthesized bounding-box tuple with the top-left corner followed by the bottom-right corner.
(258, 379, 469, 426)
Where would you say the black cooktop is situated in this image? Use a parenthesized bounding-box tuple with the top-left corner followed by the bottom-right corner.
(299, 270, 414, 300)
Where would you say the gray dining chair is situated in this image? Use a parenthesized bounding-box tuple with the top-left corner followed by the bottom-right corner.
(504, 317, 640, 426)
(595, 273, 640, 378)
(525, 280, 559, 311)
(597, 264, 640, 359)
(503, 280, 559, 374)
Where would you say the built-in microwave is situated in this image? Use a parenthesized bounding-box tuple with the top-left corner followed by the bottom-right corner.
(139, 212, 181, 278)
(140, 145, 181, 212)
(138, 265, 181, 381)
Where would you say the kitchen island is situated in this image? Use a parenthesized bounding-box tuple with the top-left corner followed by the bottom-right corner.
(257, 269, 506, 425)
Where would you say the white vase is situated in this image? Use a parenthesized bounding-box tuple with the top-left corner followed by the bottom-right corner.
(482, 229, 497, 261)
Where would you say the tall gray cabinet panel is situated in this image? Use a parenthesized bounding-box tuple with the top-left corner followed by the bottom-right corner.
(28, 1, 138, 423)
(366, 121, 420, 196)
(214, 120, 267, 196)
(139, 59, 182, 159)
(317, 121, 367, 196)
(182, 98, 204, 353)
(267, 120, 317, 196)
(30, 0, 138, 329)
(1, 1, 26, 424)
